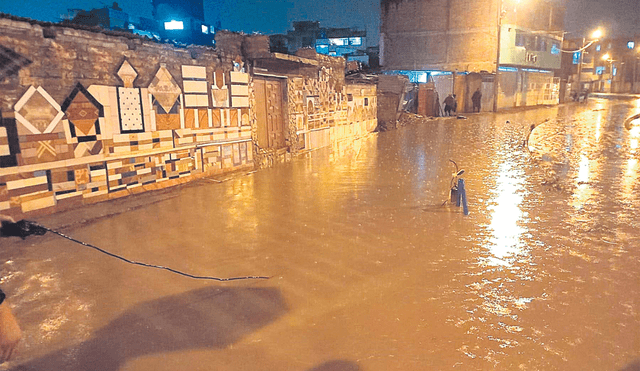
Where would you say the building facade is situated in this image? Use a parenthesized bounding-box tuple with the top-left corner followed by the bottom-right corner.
(380, 0, 565, 111)
(270, 21, 369, 66)
(562, 36, 640, 94)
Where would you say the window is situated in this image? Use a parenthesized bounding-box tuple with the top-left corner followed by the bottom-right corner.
(349, 37, 362, 46)
(164, 20, 183, 30)
(596, 44, 601, 51)
(536, 37, 547, 51)
(201, 25, 209, 34)
(595, 66, 605, 75)
(364, 97, 369, 106)
(329, 38, 348, 46)
(316, 45, 329, 54)
(628, 41, 635, 49)
(515, 30, 526, 47)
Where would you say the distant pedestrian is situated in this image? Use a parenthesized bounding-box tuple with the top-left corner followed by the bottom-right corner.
(443, 94, 455, 116)
(472, 88, 482, 112)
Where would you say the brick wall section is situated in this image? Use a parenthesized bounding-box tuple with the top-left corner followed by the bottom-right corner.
(381, 0, 498, 72)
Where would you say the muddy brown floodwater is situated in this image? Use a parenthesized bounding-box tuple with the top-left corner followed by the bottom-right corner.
(2, 98, 640, 370)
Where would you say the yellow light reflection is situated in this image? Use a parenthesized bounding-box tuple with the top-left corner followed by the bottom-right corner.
(487, 161, 526, 266)
(594, 112, 603, 142)
(571, 154, 592, 209)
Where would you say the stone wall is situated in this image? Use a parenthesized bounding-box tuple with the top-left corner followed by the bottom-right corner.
(0, 16, 253, 218)
(0, 16, 377, 218)
(287, 50, 376, 152)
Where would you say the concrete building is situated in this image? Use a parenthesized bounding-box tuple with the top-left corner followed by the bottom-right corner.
(270, 21, 369, 66)
(380, 0, 565, 111)
(562, 36, 640, 95)
(65, 0, 215, 45)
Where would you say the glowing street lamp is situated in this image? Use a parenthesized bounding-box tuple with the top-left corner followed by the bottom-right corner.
(576, 28, 605, 93)
(591, 28, 603, 40)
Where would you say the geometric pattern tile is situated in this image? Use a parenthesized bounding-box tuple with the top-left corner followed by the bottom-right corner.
(117, 87, 145, 133)
(14, 86, 64, 135)
(229, 71, 249, 108)
(154, 112, 180, 131)
(0, 118, 20, 168)
(0, 127, 9, 156)
(16, 132, 73, 166)
(212, 88, 229, 108)
(211, 69, 229, 108)
(0, 45, 32, 81)
(148, 65, 182, 114)
(61, 83, 104, 146)
(182, 65, 209, 108)
(117, 59, 138, 88)
(60, 83, 104, 158)
(73, 141, 103, 158)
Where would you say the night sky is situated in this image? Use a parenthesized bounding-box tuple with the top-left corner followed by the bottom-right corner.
(1, 0, 638, 44)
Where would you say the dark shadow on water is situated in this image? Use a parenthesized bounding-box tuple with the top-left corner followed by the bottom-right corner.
(13, 286, 288, 371)
(619, 359, 640, 371)
(307, 360, 361, 371)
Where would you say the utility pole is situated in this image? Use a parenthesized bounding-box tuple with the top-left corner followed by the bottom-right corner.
(492, 0, 503, 112)
(576, 37, 585, 93)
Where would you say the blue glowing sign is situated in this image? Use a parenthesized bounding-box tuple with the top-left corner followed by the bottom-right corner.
(573, 51, 581, 64)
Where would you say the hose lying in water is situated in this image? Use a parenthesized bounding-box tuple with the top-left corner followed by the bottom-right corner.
(1, 220, 270, 282)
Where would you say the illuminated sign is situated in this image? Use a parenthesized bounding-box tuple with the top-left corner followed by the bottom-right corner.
(573, 51, 581, 64)
(164, 20, 184, 30)
(628, 41, 635, 49)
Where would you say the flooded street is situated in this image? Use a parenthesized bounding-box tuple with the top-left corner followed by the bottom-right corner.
(3, 98, 640, 370)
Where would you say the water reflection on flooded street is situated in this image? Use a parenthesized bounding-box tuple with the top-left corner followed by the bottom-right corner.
(3, 98, 640, 370)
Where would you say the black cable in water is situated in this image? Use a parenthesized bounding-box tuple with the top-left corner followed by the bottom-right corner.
(3, 220, 269, 282)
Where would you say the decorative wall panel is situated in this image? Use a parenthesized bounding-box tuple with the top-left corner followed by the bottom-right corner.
(182, 65, 209, 108)
(61, 83, 105, 158)
(117, 87, 145, 133)
(14, 86, 64, 136)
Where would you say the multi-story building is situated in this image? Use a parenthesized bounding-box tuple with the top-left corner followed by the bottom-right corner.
(152, 0, 215, 45)
(270, 21, 369, 66)
(562, 36, 640, 94)
(380, 0, 565, 111)
(65, 0, 215, 45)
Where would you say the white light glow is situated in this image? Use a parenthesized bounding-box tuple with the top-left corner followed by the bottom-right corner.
(164, 20, 184, 30)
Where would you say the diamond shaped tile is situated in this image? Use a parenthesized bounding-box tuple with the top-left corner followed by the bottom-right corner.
(117, 60, 138, 88)
(148, 65, 182, 114)
(14, 86, 64, 135)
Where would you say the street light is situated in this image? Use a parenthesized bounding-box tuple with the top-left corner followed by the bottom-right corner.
(576, 28, 604, 94)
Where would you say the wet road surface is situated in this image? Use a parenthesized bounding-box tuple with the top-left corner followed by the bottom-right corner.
(2, 98, 640, 370)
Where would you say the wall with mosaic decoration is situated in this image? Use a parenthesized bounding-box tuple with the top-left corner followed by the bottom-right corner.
(0, 16, 253, 217)
(287, 67, 378, 154)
